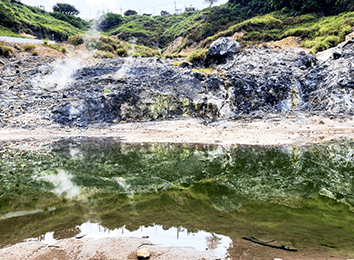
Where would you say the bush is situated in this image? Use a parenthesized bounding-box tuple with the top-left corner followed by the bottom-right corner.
(0, 43, 13, 58)
(43, 39, 48, 45)
(102, 44, 114, 53)
(32, 51, 38, 56)
(24, 43, 36, 52)
(132, 52, 139, 57)
(61, 46, 67, 53)
(187, 48, 207, 63)
(94, 51, 114, 59)
(117, 48, 128, 57)
(68, 34, 85, 46)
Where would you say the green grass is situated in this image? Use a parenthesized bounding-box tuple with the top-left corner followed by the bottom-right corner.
(0, 42, 13, 58)
(0, 0, 88, 40)
(187, 48, 207, 63)
(23, 43, 36, 52)
(199, 11, 354, 53)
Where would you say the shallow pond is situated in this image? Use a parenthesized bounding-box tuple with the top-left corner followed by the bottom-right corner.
(1, 138, 354, 258)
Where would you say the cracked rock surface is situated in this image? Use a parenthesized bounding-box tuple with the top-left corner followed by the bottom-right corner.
(1, 40, 354, 129)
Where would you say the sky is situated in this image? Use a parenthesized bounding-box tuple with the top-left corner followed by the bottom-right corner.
(21, 0, 228, 20)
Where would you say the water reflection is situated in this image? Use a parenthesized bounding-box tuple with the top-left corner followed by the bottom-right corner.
(29, 222, 231, 257)
(40, 170, 80, 198)
(1, 138, 354, 258)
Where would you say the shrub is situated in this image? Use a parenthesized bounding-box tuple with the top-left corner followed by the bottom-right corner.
(152, 50, 161, 57)
(43, 39, 48, 45)
(61, 47, 67, 53)
(68, 34, 85, 46)
(117, 48, 128, 57)
(102, 44, 114, 53)
(0, 43, 13, 58)
(187, 48, 207, 63)
(132, 52, 139, 57)
(32, 51, 38, 56)
(94, 51, 114, 59)
(24, 43, 36, 52)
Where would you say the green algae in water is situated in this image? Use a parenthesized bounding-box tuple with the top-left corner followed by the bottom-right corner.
(1, 138, 354, 257)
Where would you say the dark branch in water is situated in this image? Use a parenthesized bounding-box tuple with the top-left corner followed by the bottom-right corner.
(242, 236, 298, 252)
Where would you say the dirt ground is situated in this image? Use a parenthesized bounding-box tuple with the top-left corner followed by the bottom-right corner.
(0, 115, 353, 146)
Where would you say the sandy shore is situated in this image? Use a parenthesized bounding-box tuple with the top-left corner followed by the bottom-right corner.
(0, 116, 353, 146)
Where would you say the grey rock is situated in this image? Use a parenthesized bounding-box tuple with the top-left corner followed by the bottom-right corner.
(205, 37, 240, 66)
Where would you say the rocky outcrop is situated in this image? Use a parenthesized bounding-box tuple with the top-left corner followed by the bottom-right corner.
(296, 40, 354, 115)
(1, 39, 354, 128)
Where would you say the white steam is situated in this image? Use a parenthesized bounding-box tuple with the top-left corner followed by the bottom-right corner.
(38, 59, 82, 90)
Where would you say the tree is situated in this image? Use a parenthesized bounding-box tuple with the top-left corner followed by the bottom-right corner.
(204, 0, 218, 8)
(160, 10, 170, 17)
(53, 3, 80, 16)
(124, 9, 137, 16)
(98, 12, 123, 30)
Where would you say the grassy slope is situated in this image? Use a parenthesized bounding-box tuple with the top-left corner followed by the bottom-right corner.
(0, 0, 353, 55)
(102, 4, 354, 54)
(202, 11, 354, 54)
(0, 0, 88, 39)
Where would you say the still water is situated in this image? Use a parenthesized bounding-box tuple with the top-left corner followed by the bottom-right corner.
(1, 138, 354, 258)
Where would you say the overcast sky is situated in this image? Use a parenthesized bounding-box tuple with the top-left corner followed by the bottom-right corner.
(21, 0, 228, 20)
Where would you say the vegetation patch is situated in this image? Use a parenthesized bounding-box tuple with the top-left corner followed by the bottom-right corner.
(23, 43, 36, 52)
(0, 42, 13, 58)
(200, 11, 354, 53)
(0, 0, 87, 40)
(187, 48, 207, 63)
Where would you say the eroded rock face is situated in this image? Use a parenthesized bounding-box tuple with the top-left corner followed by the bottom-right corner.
(1, 40, 353, 128)
(297, 41, 354, 115)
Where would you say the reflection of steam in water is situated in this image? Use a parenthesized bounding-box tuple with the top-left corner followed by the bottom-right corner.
(37, 59, 82, 90)
(116, 177, 137, 212)
(41, 170, 81, 198)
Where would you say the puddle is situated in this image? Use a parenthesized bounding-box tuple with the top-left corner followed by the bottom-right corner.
(1, 138, 354, 258)
(28, 222, 231, 258)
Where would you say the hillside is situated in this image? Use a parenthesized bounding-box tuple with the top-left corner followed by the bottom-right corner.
(0, 0, 354, 55)
(0, 0, 89, 40)
(94, 0, 354, 55)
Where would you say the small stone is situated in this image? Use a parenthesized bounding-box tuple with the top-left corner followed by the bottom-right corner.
(137, 248, 150, 259)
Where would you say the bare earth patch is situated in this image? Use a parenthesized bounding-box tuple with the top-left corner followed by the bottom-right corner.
(0, 116, 353, 146)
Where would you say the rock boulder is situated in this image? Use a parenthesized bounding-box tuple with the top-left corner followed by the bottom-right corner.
(205, 37, 240, 66)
